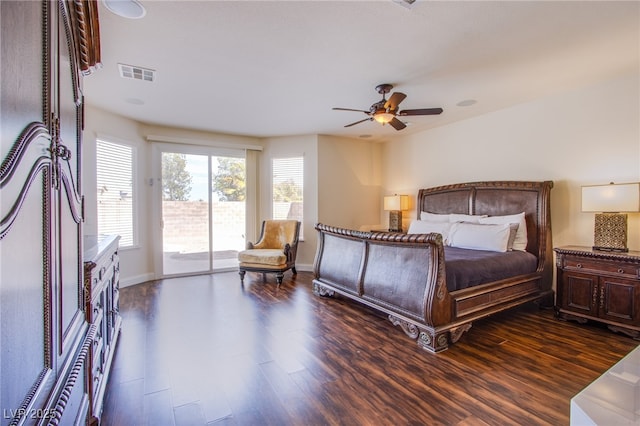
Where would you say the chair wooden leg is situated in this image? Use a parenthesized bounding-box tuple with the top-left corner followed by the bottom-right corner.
(276, 272, 284, 287)
(239, 270, 246, 282)
(291, 267, 297, 275)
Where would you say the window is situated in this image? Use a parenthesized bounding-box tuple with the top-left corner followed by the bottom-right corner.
(272, 156, 303, 236)
(96, 139, 135, 247)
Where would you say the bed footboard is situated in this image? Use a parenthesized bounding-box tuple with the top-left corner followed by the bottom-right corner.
(312, 224, 459, 352)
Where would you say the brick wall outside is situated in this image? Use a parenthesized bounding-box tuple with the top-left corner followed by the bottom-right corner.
(162, 200, 301, 254)
(163, 201, 245, 253)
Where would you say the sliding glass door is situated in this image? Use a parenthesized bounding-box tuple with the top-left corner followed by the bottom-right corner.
(160, 147, 245, 276)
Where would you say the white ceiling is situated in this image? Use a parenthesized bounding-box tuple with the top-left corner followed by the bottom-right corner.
(84, 0, 639, 142)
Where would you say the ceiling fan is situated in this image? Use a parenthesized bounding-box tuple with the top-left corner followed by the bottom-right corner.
(333, 84, 443, 131)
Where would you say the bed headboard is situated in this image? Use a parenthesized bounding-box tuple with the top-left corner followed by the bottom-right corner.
(417, 181, 553, 271)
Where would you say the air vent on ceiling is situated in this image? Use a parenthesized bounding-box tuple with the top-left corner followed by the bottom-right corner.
(393, 0, 416, 9)
(118, 63, 155, 82)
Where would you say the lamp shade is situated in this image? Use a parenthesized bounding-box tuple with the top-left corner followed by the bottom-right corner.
(383, 195, 409, 211)
(374, 112, 395, 124)
(582, 183, 640, 213)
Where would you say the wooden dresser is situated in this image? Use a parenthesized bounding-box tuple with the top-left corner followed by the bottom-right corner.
(555, 246, 640, 339)
(84, 235, 122, 425)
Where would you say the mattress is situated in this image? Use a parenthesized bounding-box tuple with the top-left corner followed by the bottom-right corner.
(444, 246, 538, 292)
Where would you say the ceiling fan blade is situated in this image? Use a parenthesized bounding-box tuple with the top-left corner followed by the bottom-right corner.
(398, 107, 443, 116)
(344, 117, 373, 128)
(333, 107, 370, 114)
(384, 92, 407, 110)
(389, 117, 406, 131)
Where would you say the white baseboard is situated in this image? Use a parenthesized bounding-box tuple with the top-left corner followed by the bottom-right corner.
(295, 263, 314, 272)
(119, 263, 314, 288)
(120, 272, 155, 288)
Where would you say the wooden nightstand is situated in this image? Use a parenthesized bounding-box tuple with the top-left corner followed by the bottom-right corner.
(554, 246, 640, 339)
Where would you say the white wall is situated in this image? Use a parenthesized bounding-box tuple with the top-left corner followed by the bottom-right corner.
(380, 72, 640, 251)
(83, 106, 154, 286)
(317, 135, 383, 231)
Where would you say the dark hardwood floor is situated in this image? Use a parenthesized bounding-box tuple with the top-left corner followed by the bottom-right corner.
(101, 271, 637, 426)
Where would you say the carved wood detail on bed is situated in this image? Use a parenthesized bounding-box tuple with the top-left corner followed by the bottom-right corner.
(312, 180, 554, 353)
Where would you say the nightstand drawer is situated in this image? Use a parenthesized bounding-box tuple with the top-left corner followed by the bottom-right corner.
(564, 258, 640, 279)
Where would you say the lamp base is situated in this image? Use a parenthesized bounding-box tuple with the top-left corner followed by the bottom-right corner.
(592, 245, 629, 253)
(593, 213, 628, 252)
(388, 210, 403, 233)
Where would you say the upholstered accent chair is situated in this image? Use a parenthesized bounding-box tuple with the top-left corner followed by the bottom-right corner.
(238, 220, 300, 286)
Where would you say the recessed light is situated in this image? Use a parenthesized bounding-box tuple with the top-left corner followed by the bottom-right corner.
(456, 99, 477, 107)
(103, 0, 146, 19)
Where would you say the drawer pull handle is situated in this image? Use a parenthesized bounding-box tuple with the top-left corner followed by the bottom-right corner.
(576, 263, 582, 268)
(617, 268, 624, 274)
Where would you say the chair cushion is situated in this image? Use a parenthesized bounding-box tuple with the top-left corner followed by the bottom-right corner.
(238, 262, 290, 271)
(252, 220, 298, 250)
(238, 249, 286, 266)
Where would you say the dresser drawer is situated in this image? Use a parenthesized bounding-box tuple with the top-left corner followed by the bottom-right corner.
(113, 284, 120, 308)
(89, 293, 105, 322)
(92, 331, 104, 367)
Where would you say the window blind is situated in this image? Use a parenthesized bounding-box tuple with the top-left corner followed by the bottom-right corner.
(272, 156, 303, 237)
(96, 140, 135, 247)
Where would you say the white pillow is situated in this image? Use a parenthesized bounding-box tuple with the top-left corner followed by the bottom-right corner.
(420, 211, 450, 223)
(448, 222, 512, 252)
(448, 213, 487, 223)
(479, 212, 527, 251)
(408, 220, 452, 244)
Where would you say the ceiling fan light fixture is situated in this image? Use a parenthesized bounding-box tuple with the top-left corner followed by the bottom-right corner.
(374, 112, 395, 124)
(334, 84, 443, 130)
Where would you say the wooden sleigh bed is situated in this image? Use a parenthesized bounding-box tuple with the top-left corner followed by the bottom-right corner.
(312, 181, 554, 352)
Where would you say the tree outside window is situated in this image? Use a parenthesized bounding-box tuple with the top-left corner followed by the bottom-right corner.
(212, 157, 245, 201)
(162, 153, 192, 201)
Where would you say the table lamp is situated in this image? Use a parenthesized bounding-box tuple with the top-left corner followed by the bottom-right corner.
(384, 194, 409, 232)
(582, 182, 640, 252)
